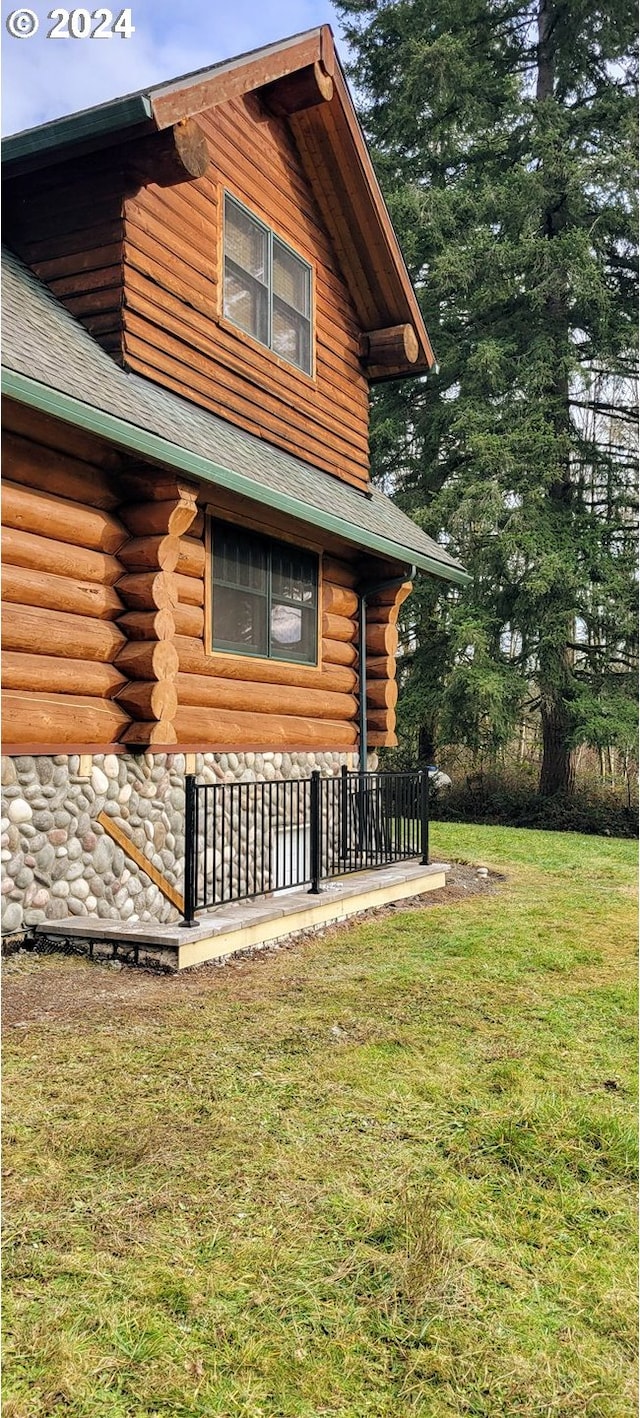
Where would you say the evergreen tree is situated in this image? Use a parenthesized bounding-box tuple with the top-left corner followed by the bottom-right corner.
(336, 0, 638, 793)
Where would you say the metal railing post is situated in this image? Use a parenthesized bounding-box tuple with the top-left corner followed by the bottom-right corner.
(340, 763, 349, 862)
(308, 769, 321, 894)
(182, 773, 198, 927)
(420, 769, 430, 865)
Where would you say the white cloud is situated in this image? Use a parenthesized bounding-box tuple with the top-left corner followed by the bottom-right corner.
(1, 0, 344, 134)
(3, 15, 208, 131)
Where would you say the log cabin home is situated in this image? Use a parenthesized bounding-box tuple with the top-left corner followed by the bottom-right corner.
(1, 27, 468, 964)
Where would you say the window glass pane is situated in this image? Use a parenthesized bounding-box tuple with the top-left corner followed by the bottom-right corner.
(271, 602, 303, 647)
(212, 525, 317, 664)
(225, 197, 268, 283)
(223, 197, 313, 371)
(271, 544, 317, 605)
(273, 238, 310, 315)
(271, 602, 316, 662)
(214, 585, 268, 656)
(214, 523, 267, 593)
(224, 266, 268, 344)
(272, 301, 311, 373)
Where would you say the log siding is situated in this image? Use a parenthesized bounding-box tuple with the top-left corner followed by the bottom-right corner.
(1, 416, 403, 752)
(121, 93, 370, 491)
(1, 417, 131, 748)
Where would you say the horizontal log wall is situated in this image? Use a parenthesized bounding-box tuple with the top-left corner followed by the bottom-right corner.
(4, 160, 126, 352)
(122, 92, 370, 491)
(363, 580, 412, 748)
(1, 412, 408, 754)
(1, 425, 133, 748)
(173, 705, 357, 750)
(115, 478, 199, 745)
(2, 688, 129, 747)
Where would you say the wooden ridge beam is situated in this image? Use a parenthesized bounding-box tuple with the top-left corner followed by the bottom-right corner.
(150, 31, 331, 129)
(259, 61, 333, 117)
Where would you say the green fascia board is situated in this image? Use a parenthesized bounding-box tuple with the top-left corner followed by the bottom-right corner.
(1, 367, 471, 586)
(3, 94, 154, 166)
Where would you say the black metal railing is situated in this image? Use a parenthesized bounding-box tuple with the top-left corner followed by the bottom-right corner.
(182, 767, 429, 925)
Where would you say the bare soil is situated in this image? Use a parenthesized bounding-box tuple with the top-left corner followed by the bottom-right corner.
(1, 863, 500, 1029)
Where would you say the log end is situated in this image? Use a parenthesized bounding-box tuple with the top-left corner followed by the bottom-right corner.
(259, 61, 334, 117)
(361, 323, 420, 369)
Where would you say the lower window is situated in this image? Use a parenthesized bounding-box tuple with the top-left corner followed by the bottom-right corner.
(212, 520, 319, 664)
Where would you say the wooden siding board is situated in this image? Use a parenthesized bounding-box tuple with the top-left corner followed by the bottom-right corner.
(121, 288, 368, 460)
(122, 200, 218, 290)
(127, 183, 220, 266)
(11, 218, 124, 265)
(121, 329, 368, 489)
(5, 159, 126, 343)
(122, 229, 216, 317)
(30, 241, 123, 282)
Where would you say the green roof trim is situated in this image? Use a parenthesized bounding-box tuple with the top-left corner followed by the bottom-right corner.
(2, 246, 468, 585)
(3, 94, 153, 166)
(2, 367, 470, 585)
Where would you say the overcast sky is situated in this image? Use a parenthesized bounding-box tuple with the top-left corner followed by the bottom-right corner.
(2, 0, 346, 134)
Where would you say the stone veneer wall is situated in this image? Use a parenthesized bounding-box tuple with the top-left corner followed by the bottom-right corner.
(1, 750, 376, 938)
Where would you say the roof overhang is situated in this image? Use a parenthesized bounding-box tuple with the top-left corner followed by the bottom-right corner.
(2, 26, 434, 380)
(2, 366, 467, 584)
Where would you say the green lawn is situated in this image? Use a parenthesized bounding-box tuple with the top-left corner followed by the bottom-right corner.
(3, 824, 637, 1418)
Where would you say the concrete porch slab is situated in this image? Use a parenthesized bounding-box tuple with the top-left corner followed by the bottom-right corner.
(34, 861, 450, 971)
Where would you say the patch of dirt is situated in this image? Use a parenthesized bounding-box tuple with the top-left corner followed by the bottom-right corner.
(1, 863, 502, 1029)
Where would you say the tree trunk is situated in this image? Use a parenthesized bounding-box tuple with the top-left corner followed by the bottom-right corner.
(536, 0, 577, 798)
(539, 700, 575, 795)
(418, 721, 436, 765)
(536, 0, 554, 103)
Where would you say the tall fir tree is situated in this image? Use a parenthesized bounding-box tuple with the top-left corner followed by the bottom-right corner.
(336, 0, 638, 793)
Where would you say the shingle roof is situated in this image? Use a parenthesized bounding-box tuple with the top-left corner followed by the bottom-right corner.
(1, 248, 468, 584)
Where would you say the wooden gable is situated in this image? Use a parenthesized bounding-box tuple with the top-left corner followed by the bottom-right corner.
(3, 27, 434, 498)
(121, 89, 371, 490)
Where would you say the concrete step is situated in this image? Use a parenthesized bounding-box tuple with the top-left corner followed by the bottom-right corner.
(34, 862, 450, 971)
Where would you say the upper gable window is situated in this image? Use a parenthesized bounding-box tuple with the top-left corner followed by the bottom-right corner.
(223, 194, 312, 376)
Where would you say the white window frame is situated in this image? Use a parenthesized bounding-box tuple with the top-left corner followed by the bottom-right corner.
(223, 192, 313, 377)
